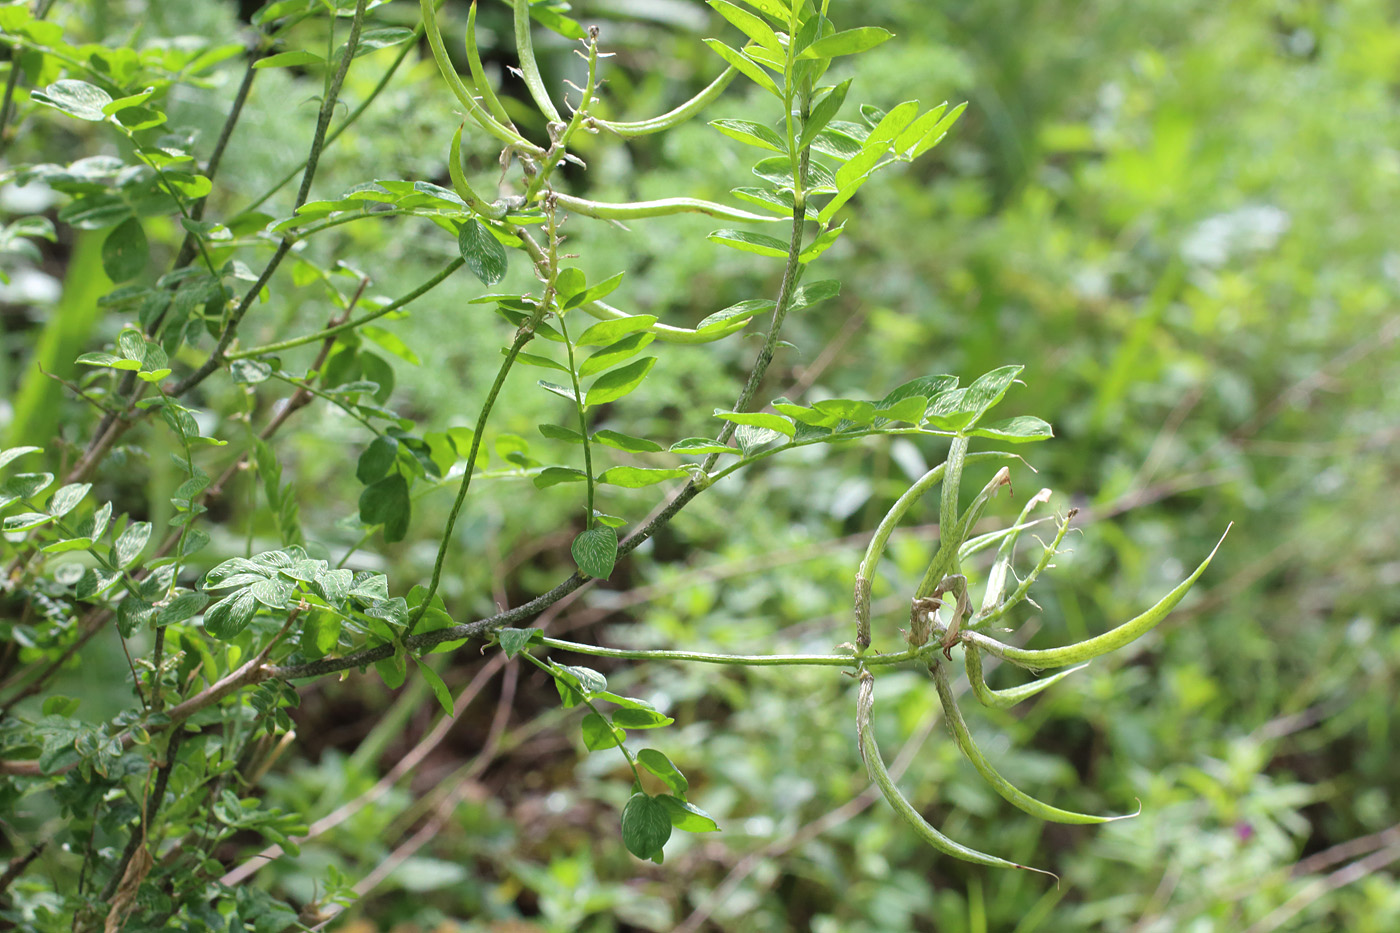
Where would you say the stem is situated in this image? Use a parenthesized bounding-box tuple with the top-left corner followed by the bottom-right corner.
(403, 317, 541, 637)
(171, 0, 370, 397)
(171, 46, 267, 269)
(539, 635, 921, 668)
(512, 0, 562, 124)
(233, 6, 441, 220)
(557, 316, 595, 528)
(227, 258, 463, 359)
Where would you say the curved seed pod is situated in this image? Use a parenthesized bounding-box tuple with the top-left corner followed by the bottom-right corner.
(466, 1, 517, 131)
(963, 644, 1086, 710)
(852, 453, 1016, 649)
(959, 514, 1051, 564)
(857, 672, 1058, 879)
(918, 453, 1010, 599)
(977, 487, 1053, 617)
(421, 0, 534, 151)
(962, 526, 1230, 669)
(550, 193, 784, 224)
(595, 68, 738, 137)
(972, 506, 1075, 630)
(513, 0, 563, 123)
(448, 125, 503, 218)
(579, 298, 752, 344)
(932, 660, 1136, 824)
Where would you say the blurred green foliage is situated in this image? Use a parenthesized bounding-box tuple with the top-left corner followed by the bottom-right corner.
(2, 0, 1397, 931)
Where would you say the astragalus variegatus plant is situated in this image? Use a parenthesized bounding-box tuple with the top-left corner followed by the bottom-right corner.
(0, 0, 1223, 925)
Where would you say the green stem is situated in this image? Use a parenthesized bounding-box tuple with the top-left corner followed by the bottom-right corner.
(403, 318, 542, 637)
(704, 84, 813, 467)
(172, 0, 370, 397)
(234, 7, 438, 220)
(556, 316, 595, 528)
(227, 258, 464, 359)
(512, 0, 562, 124)
(539, 635, 919, 668)
(522, 25, 599, 205)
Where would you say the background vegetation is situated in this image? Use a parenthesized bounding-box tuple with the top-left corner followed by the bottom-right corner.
(2, 0, 1397, 930)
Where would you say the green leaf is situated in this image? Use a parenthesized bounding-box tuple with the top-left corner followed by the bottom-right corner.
(874, 395, 928, 424)
(620, 793, 673, 859)
(114, 521, 151, 568)
(702, 39, 783, 99)
(926, 365, 1024, 432)
(799, 222, 845, 263)
(356, 435, 400, 484)
(596, 467, 689, 487)
(513, 349, 570, 373)
(712, 410, 795, 437)
(909, 101, 967, 160)
(697, 299, 775, 330)
(47, 482, 90, 518)
(0, 447, 42, 471)
(567, 271, 626, 310)
(798, 26, 893, 60)
(534, 466, 588, 488)
(669, 438, 733, 455)
(496, 627, 541, 659)
(538, 381, 578, 403)
(358, 473, 411, 542)
(100, 87, 155, 116)
(613, 707, 674, 729)
(576, 315, 657, 347)
(414, 659, 454, 715)
(708, 229, 790, 258)
(118, 329, 146, 363)
(572, 526, 618, 579)
(538, 423, 584, 444)
(710, 119, 787, 153)
(33, 80, 113, 121)
(800, 79, 852, 152)
(790, 279, 842, 310)
(203, 590, 258, 640)
(254, 49, 325, 69)
(457, 219, 508, 286)
(228, 357, 271, 383)
(585, 357, 657, 408)
(709, 1, 783, 53)
(579, 332, 655, 378)
(812, 398, 876, 424)
(893, 102, 949, 155)
(593, 430, 663, 453)
(3, 511, 53, 532)
(638, 748, 689, 795)
(581, 712, 624, 750)
(101, 218, 148, 282)
(658, 795, 720, 832)
(967, 415, 1054, 444)
(362, 325, 422, 366)
(116, 596, 154, 633)
(735, 424, 785, 454)
(555, 267, 587, 306)
(375, 653, 407, 689)
(156, 591, 209, 627)
(250, 577, 295, 609)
